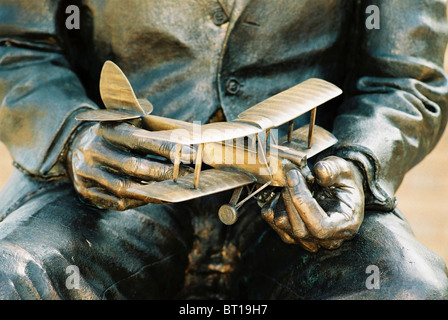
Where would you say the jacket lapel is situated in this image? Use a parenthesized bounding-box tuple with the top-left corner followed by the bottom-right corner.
(225, 0, 252, 33)
(217, 0, 252, 106)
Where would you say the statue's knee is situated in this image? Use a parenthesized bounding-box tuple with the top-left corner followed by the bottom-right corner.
(0, 241, 59, 300)
(401, 257, 448, 299)
(355, 212, 448, 299)
(373, 250, 448, 299)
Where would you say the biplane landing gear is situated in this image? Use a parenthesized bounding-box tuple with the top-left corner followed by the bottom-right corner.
(218, 182, 275, 225)
(218, 204, 239, 225)
(217, 157, 317, 225)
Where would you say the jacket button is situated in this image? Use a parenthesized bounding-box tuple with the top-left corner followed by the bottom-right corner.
(226, 78, 241, 95)
(212, 8, 228, 26)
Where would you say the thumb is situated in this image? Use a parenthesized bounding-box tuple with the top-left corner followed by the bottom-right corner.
(313, 156, 347, 187)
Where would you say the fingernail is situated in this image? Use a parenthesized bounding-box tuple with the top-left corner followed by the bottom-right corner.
(314, 162, 334, 186)
(286, 170, 300, 187)
(314, 161, 331, 177)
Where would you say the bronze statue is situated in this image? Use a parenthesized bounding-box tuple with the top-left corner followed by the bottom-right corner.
(0, 0, 447, 299)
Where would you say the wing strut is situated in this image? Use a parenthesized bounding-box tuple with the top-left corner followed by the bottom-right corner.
(288, 120, 294, 143)
(193, 143, 204, 189)
(256, 133, 273, 180)
(235, 181, 271, 210)
(172, 143, 182, 182)
(308, 108, 317, 148)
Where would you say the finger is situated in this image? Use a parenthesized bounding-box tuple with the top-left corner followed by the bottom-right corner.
(313, 156, 350, 187)
(315, 158, 364, 215)
(282, 188, 310, 239)
(75, 186, 147, 211)
(98, 123, 195, 163)
(297, 238, 320, 253)
(319, 239, 345, 250)
(261, 195, 298, 244)
(286, 169, 333, 237)
(71, 166, 145, 211)
(280, 190, 321, 252)
(88, 141, 193, 181)
(263, 193, 320, 252)
(75, 165, 153, 201)
(314, 157, 365, 235)
(269, 195, 295, 234)
(273, 208, 295, 236)
(286, 169, 359, 240)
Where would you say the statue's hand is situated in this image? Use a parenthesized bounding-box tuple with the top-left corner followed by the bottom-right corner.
(261, 156, 365, 252)
(66, 122, 193, 211)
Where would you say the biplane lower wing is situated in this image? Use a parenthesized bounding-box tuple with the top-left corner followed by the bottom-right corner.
(128, 169, 256, 203)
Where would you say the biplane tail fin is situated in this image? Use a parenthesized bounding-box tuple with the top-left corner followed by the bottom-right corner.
(76, 60, 153, 122)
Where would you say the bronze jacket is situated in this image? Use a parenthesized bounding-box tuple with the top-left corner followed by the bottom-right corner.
(0, 0, 447, 210)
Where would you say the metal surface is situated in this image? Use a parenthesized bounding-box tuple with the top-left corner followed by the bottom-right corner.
(128, 169, 256, 203)
(1, 0, 447, 300)
(78, 61, 341, 220)
(77, 62, 342, 145)
(235, 79, 341, 129)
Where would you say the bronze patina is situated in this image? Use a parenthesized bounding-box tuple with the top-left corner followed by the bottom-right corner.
(77, 60, 342, 225)
(0, 0, 447, 300)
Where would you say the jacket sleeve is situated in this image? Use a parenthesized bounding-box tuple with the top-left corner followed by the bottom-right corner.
(0, 0, 98, 179)
(332, 0, 448, 211)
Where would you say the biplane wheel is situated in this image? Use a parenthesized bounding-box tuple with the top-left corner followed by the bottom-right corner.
(218, 204, 239, 225)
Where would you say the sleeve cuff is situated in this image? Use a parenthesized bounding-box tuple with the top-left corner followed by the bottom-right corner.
(12, 106, 96, 181)
(332, 144, 397, 212)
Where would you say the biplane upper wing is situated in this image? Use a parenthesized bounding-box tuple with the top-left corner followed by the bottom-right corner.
(131, 120, 262, 145)
(131, 78, 342, 145)
(128, 169, 256, 203)
(235, 78, 342, 129)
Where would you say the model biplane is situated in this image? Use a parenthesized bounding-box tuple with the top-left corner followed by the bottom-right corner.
(76, 61, 342, 225)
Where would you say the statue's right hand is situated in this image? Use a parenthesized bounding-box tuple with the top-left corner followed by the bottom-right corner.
(66, 122, 194, 211)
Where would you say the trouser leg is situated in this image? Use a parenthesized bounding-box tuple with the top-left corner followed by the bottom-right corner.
(0, 169, 193, 299)
(2, 169, 447, 299)
(236, 207, 448, 299)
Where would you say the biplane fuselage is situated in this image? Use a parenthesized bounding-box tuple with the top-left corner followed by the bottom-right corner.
(141, 113, 332, 188)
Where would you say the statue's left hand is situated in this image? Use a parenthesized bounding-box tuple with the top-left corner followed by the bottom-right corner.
(66, 122, 194, 211)
(261, 156, 365, 252)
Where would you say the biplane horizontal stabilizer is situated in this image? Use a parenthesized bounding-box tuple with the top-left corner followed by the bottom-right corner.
(75, 109, 143, 122)
(128, 169, 256, 203)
